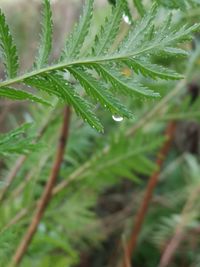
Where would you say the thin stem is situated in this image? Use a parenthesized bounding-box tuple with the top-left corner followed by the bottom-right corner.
(121, 122, 177, 267)
(0, 155, 26, 201)
(122, 236, 132, 267)
(0, 104, 59, 201)
(10, 106, 71, 266)
(158, 186, 200, 267)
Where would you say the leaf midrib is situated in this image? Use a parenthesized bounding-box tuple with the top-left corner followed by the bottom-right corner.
(0, 39, 183, 89)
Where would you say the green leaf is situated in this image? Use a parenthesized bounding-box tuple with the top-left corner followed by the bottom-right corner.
(25, 73, 103, 132)
(118, 6, 200, 57)
(0, 124, 37, 156)
(92, 0, 124, 56)
(156, 0, 187, 10)
(46, 73, 104, 132)
(119, 3, 157, 54)
(0, 86, 51, 106)
(25, 75, 63, 98)
(68, 67, 133, 118)
(92, 63, 160, 97)
(162, 23, 200, 44)
(87, 132, 163, 188)
(0, 1, 199, 133)
(161, 47, 189, 57)
(125, 58, 184, 80)
(0, 9, 19, 78)
(133, 0, 146, 16)
(0, 228, 17, 265)
(61, 0, 94, 60)
(34, 0, 53, 68)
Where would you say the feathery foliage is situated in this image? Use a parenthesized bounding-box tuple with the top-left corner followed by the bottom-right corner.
(47, 73, 104, 132)
(82, 132, 164, 190)
(0, 124, 37, 156)
(92, 0, 125, 56)
(61, 0, 93, 60)
(125, 58, 184, 80)
(0, 87, 51, 105)
(25, 73, 103, 132)
(68, 67, 133, 118)
(0, 9, 18, 78)
(0, 228, 17, 266)
(0, 1, 200, 266)
(157, 0, 200, 10)
(92, 64, 160, 97)
(133, 0, 146, 16)
(34, 0, 53, 68)
(0, 0, 199, 131)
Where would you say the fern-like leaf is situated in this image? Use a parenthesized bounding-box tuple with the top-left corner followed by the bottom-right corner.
(0, 9, 19, 78)
(0, 124, 37, 156)
(34, 0, 53, 68)
(161, 47, 189, 57)
(135, 24, 199, 57)
(92, 64, 160, 97)
(0, 2, 199, 132)
(24, 75, 63, 98)
(118, 5, 199, 57)
(0, 87, 51, 106)
(92, 0, 124, 56)
(25, 74, 103, 132)
(157, 0, 200, 10)
(61, 0, 93, 60)
(86, 132, 164, 189)
(133, 0, 146, 16)
(125, 58, 184, 80)
(68, 67, 133, 118)
(118, 4, 157, 54)
(46, 73, 104, 132)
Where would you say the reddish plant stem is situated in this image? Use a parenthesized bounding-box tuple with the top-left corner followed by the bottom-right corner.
(122, 236, 131, 267)
(158, 228, 184, 267)
(122, 122, 177, 267)
(11, 106, 71, 266)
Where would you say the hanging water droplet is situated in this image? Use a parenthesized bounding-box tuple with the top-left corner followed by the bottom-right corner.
(112, 115, 124, 122)
(122, 14, 131, 25)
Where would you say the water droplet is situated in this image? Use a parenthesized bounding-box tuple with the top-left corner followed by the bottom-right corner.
(112, 115, 124, 122)
(122, 14, 131, 25)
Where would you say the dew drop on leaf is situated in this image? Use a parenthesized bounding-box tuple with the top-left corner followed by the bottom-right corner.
(112, 115, 124, 122)
(122, 14, 131, 25)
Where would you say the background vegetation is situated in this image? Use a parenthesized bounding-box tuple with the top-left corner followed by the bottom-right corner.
(0, 0, 200, 267)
